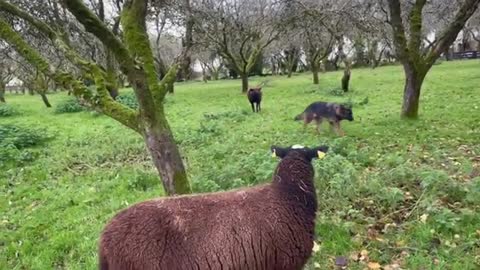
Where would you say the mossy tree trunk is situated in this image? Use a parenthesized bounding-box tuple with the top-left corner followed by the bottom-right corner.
(0, 83, 5, 102)
(0, 0, 191, 195)
(240, 72, 248, 93)
(39, 93, 52, 107)
(177, 0, 194, 84)
(35, 72, 52, 108)
(341, 69, 351, 92)
(341, 56, 352, 92)
(311, 61, 319, 85)
(401, 64, 426, 118)
(105, 49, 119, 99)
(0, 66, 12, 103)
(387, 0, 480, 119)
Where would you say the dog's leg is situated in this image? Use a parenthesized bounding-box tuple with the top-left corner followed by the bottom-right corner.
(328, 121, 335, 133)
(333, 121, 345, 136)
(303, 118, 309, 130)
(315, 118, 323, 134)
(251, 102, 255, 112)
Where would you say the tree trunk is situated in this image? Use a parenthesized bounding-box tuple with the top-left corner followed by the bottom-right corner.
(212, 70, 219, 80)
(312, 63, 319, 85)
(401, 64, 427, 119)
(201, 66, 208, 83)
(241, 73, 248, 93)
(0, 84, 5, 102)
(178, 0, 194, 82)
(341, 69, 351, 92)
(144, 118, 190, 196)
(167, 83, 174, 93)
(287, 61, 294, 78)
(39, 93, 52, 108)
(105, 49, 119, 99)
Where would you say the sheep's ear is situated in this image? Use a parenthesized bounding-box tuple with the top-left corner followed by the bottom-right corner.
(271, 146, 287, 158)
(308, 146, 329, 160)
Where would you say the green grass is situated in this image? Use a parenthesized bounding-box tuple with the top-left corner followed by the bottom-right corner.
(1, 60, 480, 269)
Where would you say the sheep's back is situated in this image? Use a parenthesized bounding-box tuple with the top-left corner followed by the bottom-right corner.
(100, 185, 315, 270)
(247, 90, 262, 103)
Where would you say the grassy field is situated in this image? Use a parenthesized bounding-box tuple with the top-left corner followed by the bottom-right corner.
(1, 60, 479, 269)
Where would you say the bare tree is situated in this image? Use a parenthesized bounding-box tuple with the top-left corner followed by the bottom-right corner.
(0, 43, 15, 102)
(464, 10, 480, 51)
(192, 0, 283, 92)
(300, 13, 335, 85)
(194, 48, 225, 81)
(0, 0, 191, 195)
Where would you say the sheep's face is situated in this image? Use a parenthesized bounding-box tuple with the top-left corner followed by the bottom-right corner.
(271, 145, 328, 161)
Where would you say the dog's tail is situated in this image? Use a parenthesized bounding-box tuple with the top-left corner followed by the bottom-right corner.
(294, 113, 304, 121)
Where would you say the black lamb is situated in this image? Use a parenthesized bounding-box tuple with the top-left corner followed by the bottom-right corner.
(98, 144, 328, 270)
(247, 87, 262, 112)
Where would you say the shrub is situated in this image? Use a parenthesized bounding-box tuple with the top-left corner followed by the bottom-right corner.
(126, 171, 159, 191)
(116, 92, 138, 110)
(0, 104, 19, 117)
(329, 87, 345, 96)
(203, 110, 248, 122)
(0, 124, 50, 149)
(0, 124, 50, 168)
(55, 98, 86, 114)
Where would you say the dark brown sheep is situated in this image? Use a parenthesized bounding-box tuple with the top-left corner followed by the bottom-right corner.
(247, 87, 262, 112)
(98, 144, 328, 270)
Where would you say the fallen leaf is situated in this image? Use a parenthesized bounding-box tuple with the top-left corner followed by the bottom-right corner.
(349, 252, 360, 262)
(367, 228, 379, 239)
(313, 262, 321, 269)
(312, 241, 320, 253)
(384, 263, 401, 270)
(359, 249, 369, 262)
(368, 262, 381, 269)
(420, 214, 428, 223)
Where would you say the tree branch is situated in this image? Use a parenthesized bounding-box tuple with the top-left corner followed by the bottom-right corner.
(61, 0, 135, 76)
(425, 0, 480, 65)
(121, 0, 167, 106)
(0, 17, 140, 133)
(387, 0, 410, 62)
(0, 0, 56, 40)
(407, 0, 427, 61)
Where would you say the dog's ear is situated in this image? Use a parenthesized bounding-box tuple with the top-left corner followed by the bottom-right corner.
(257, 87, 262, 91)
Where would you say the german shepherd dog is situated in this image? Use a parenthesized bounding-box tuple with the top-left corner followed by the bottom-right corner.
(294, 101, 354, 136)
(247, 87, 262, 113)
